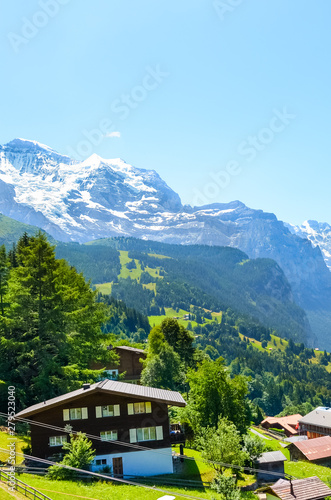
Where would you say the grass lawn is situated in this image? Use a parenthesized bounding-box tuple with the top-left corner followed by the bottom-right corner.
(145, 266, 163, 279)
(285, 460, 331, 483)
(148, 308, 199, 329)
(19, 473, 223, 500)
(268, 334, 288, 351)
(19, 472, 258, 500)
(94, 282, 112, 295)
(0, 431, 29, 465)
(148, 253, 171, 259)
(118, 251, 142, 280)
(143, 283, 156, 292)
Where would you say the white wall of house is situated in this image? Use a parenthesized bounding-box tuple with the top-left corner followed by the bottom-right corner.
(91, 447, 173, 476)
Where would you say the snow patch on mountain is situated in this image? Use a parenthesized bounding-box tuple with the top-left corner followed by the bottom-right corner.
(286, 220, 331, 270)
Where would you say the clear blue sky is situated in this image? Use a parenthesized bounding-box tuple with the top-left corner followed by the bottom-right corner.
(1, 0, 330, 225)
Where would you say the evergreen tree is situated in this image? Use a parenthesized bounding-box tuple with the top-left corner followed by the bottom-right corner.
(0, 232, 113, 409)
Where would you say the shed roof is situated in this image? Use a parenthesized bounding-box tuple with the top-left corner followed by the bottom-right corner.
(289, 435, 331, 461)
(15, 379, 186, 419)
(256, 451, 287, 464)
(266, 476, 331, 500)
(299, 408, 331, 428)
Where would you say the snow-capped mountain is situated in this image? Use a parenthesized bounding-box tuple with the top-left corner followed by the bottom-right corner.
(0, 138, 182, 241)
(1, 138, 331, 348)
(286, 220, 331, 271)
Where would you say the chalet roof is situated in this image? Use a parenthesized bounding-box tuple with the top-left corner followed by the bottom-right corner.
(289, 436, 331, 461)
(261, 414, 302, 435)
(115, 345, 146, 354)
(15, 379, 186, 419)
(299, 408, 331, 429)
(266, 476, 331, 500)
(256, 451, 287, 464)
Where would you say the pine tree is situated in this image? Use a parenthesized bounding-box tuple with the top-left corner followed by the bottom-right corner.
(0, 232, 113, 409)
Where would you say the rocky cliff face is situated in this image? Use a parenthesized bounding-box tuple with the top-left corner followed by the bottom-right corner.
(0, 139, 330, 347)
(286, 220, 331, 271)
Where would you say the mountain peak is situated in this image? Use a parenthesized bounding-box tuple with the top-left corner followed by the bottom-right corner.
(4, 138, 72, 163)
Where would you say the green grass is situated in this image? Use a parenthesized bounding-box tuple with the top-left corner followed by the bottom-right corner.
(0, 431, 29, 465)
(94, 283, 112, 294)
(172, 445, 216, 483)
(142, 283, 156, 292)
(118, 251, 142, 280)
(19, 473, 227, 500)
(145, 266, 162, 279)
(285, 461, 331, 482)
(148, 253, 171, 259)
(0, 485, 26, 499)
(149, 308, 198, 329)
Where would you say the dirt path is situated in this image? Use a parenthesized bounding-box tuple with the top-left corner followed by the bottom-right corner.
(0, 482, 26, 499)
(34, 488, 101, 499)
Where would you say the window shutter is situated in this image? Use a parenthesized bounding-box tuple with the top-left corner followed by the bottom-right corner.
(145, 401, 152, 413)
(129, 428, 137, 443)
(95, 406, 102, 418)
(82, 407, 88, 419)
(63, 409, 70, 421)
(114, 404, 120, 416)
(127, 403, 134, 415)
(156, 426, 163, 440)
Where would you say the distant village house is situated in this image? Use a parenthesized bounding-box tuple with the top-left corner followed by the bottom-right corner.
(299, 407, 331, 439)
(260, 414, 301, 437)
(288, 435, 331, 466)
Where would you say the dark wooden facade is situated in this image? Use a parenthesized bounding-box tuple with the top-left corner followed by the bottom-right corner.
(114, 347, 146, 381)
(30, 391, 170, 460)
(92, 346, 146, 383)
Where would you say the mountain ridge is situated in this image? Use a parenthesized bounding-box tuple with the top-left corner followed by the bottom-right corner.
(0, 138, 330, 348)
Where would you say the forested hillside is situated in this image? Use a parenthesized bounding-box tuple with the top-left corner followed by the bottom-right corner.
(56, 237, 311, 343)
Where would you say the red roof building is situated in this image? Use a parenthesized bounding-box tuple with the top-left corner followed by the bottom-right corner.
(261, 414, 302, 437)
(288, 435, 331, 466)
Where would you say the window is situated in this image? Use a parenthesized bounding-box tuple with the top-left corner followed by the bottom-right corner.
(96, 405, 120, 418)
(96, 459, 107, 466)
(100, 430, 118, 441)
(127, 401, 152, 415)
(105, 369, 118, 380)
(129, 426, 163, 443)
(49, 435, 67, 447)
(63, 408, 88, 421)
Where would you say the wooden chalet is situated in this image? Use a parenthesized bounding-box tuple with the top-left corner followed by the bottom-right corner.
(92, 345, 146, 383)
(15, 379, 186, 477)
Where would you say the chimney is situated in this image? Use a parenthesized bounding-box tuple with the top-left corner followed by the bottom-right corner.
(82, 383, 90, 390)
(290, 479, 296, 498)
(107, 344, 114, 351)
